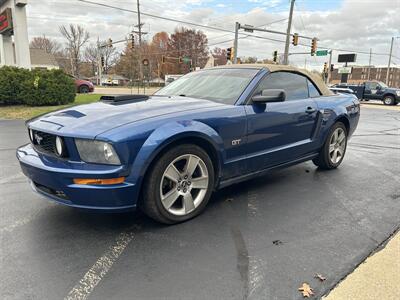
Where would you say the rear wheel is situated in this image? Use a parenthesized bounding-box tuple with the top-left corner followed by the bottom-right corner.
(142, 144, 214, 224)
(313, 122, 347, 170)
(383, 95, 395, 105)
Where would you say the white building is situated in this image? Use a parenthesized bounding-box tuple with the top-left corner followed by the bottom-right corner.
(0, 0, 30, 68)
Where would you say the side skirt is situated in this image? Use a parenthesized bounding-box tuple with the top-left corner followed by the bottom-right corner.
(218, 153, 318, 189)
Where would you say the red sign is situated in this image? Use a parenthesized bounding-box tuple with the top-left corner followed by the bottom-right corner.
(0, 8, 13, 35)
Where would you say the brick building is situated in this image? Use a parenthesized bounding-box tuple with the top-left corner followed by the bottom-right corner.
(330, 66, 400, 88)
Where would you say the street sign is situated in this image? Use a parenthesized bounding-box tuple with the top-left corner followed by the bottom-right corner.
(243, 24, 254, 33)
(316, 50, 328, 56)
(338, 67, 352, 74)
(0, 8, 13, 35)
(182, 57, 191, 64)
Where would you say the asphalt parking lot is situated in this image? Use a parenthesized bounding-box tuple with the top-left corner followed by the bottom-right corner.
(1, 106, 399, 300)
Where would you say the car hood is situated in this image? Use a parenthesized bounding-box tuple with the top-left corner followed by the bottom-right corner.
(27, 96, 224, 139)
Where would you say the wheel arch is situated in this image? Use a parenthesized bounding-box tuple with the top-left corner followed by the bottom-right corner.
(129, 121, 225, 206)
(335, 115, 350, 133)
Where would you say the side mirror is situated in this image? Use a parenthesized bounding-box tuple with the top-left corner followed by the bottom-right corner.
(376, 85, 381, 90)
(252, 89, 286, 103)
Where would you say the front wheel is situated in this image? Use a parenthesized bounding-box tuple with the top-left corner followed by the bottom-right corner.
(313, 122, 347, 170)
(383, 95, 395, 105)
(142, 144, 215, 224)
(79, 85, 90, 93)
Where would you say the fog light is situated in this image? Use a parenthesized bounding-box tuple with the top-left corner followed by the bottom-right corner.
(73, 177, 125, 185)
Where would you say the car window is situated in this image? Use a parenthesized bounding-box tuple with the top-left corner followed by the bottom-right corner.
(308, 79, 321, 97)
(253, 72, 309, 101)
(366, 82, 378, 90)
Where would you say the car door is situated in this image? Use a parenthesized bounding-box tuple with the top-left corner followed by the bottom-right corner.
(244, 71, 320, 171)
(364, 82, 379, 100)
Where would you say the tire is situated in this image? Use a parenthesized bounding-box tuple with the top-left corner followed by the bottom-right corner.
(383, 95, 395, 105)
(141, 144, 215, 224)
(313, 122, 347, 170)
(79, 85, 90, 94)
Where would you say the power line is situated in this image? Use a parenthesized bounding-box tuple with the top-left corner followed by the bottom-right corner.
(77, 0, 395, 59)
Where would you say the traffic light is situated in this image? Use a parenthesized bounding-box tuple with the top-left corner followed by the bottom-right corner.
(311, 38, 317, 56)
(330, 64, 334, 72)
(292, 33, 299, 46)
(129, 34, 135, 49)
(226, 47, 232, 61)
(161, 55, 166, 64)
(323, 62, 328, 73)
(107, 38, 113, 48)
(273, 50, 278, 63)
(179, 57, 183, 64)
(100, 56, 105, 67)
(230, 47, 235, 61)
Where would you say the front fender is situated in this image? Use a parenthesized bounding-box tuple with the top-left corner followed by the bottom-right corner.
(126, 120, 225, 199)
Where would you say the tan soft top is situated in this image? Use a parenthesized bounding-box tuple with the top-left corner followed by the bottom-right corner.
(216, 63, 333, 96)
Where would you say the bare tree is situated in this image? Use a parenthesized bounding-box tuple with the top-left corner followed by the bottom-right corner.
(30, 35, 61, 54)
(211, 47, 228, 66)
(84, 41, 118, 75)
(59, 24, 90, 76)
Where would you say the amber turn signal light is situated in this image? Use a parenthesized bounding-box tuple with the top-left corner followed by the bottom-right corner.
(73, 177, 125, 185)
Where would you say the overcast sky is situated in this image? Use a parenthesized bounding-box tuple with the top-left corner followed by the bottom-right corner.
(26, 0, 400, 70)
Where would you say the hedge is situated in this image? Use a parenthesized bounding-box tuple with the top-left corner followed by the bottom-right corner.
(0, 66, 76, 106)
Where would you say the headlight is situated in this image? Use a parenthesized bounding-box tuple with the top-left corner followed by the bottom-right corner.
(75, 139, 121, 165)
(396, 91, 400, 96)
(55, 136, 65, 157)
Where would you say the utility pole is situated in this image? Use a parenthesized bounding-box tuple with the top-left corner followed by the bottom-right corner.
(136, 0, 142, 45)
(233, 22, 240, 64)
(283, 0, 295, 65)
(136, 0, 143, 88)
(386, 37, 394, 85)
(367, 48, 372, 80)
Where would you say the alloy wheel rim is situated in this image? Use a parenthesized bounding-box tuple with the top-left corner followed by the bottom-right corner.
(329, 128, 346, 164)
(160, 154, 209, 216)
(384, 98, 391, 105)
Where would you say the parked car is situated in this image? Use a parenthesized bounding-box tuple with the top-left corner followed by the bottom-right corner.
(75, 78, 94, 93)
(17, 64, 360, 224)
(334, 81, 400, 105)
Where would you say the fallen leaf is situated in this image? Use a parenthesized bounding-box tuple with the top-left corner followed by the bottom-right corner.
(314, 274, 326, 281)
(298, 283, 314, 298)
(272, 240, 283, 245)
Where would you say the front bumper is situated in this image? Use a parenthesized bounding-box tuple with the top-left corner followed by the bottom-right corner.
(16, 143, 137, 210)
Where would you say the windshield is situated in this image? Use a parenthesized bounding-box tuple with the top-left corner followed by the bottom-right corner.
(155, 68, 259, 104)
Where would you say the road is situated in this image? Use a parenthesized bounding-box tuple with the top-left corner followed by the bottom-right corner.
(0, 107, 399, 300)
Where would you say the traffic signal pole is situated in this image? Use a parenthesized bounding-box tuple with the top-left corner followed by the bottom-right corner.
(283, 0, 295, 65)
(233, 22, 239, 64)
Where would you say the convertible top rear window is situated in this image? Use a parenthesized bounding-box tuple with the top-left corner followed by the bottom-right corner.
(155, 68, 259, 104)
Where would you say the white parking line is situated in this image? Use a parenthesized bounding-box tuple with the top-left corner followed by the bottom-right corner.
(64, 230, 136, 300)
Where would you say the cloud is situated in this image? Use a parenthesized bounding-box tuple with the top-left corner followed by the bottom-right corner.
(25, 0, 400, 69)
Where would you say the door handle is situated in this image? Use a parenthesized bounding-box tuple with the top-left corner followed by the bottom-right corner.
(305, 107, 316, 114)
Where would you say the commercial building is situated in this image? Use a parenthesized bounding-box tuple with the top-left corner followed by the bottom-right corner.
(330, 66, 400, 88)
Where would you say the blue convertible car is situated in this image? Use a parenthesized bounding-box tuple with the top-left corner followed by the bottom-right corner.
(17, 64, 360, 223)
